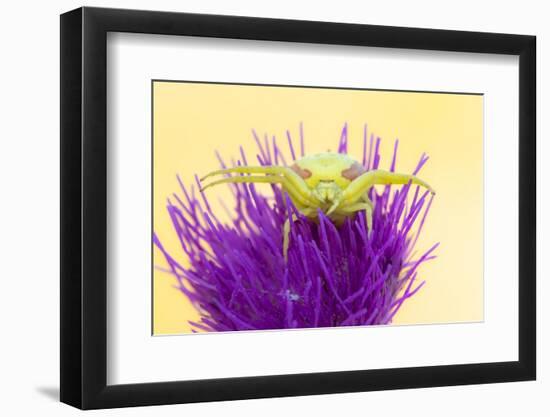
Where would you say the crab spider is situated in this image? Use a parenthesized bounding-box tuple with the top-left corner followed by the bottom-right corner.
(200, 152, 434, 260)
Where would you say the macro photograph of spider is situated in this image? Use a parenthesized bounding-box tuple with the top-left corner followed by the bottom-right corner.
(200, 151, 435, 260)
(152, 81, 484, 335)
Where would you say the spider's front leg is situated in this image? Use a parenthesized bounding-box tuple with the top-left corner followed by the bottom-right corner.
(338, 169, 434, 233)
(342, 169, 435, 201)
(201, 166, 315, 203)
(200, 166, 320, 261)
(200, 168, 316, 208)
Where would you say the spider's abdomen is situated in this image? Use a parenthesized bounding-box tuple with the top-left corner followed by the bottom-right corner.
(291, 152, 365, 189)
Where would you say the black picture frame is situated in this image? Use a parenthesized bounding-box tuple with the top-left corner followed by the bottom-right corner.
(60, 6, 536, 410)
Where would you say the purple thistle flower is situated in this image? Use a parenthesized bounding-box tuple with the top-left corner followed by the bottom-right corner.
(154, 123, 438, 332)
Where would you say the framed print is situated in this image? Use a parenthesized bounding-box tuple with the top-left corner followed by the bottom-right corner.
(60, 6, 536, 409)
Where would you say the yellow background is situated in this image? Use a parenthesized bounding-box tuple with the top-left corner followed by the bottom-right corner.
(153, 81, 484, 335)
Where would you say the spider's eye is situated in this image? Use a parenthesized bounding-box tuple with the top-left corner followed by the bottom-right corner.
(341, 162, 365, 181)
(290, 163, 312, 179)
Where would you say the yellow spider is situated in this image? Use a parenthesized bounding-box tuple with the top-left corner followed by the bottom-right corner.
(200, 152, 434, 259)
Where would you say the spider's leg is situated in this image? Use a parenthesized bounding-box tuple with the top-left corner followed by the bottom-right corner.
(282, 207, 316, 261)
(200, 175, 314, 208)
(341, 169, 435, 204)
(326, 192, 369, 217)
(340, 200, 374, 232)
(201, 166, 316, 205)
(283, 216, 293, 262)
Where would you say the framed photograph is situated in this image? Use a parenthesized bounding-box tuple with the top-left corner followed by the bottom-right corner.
(60, 6, 536, 409)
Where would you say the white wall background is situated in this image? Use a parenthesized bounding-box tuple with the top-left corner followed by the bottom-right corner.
(0, 0, 545, 415)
